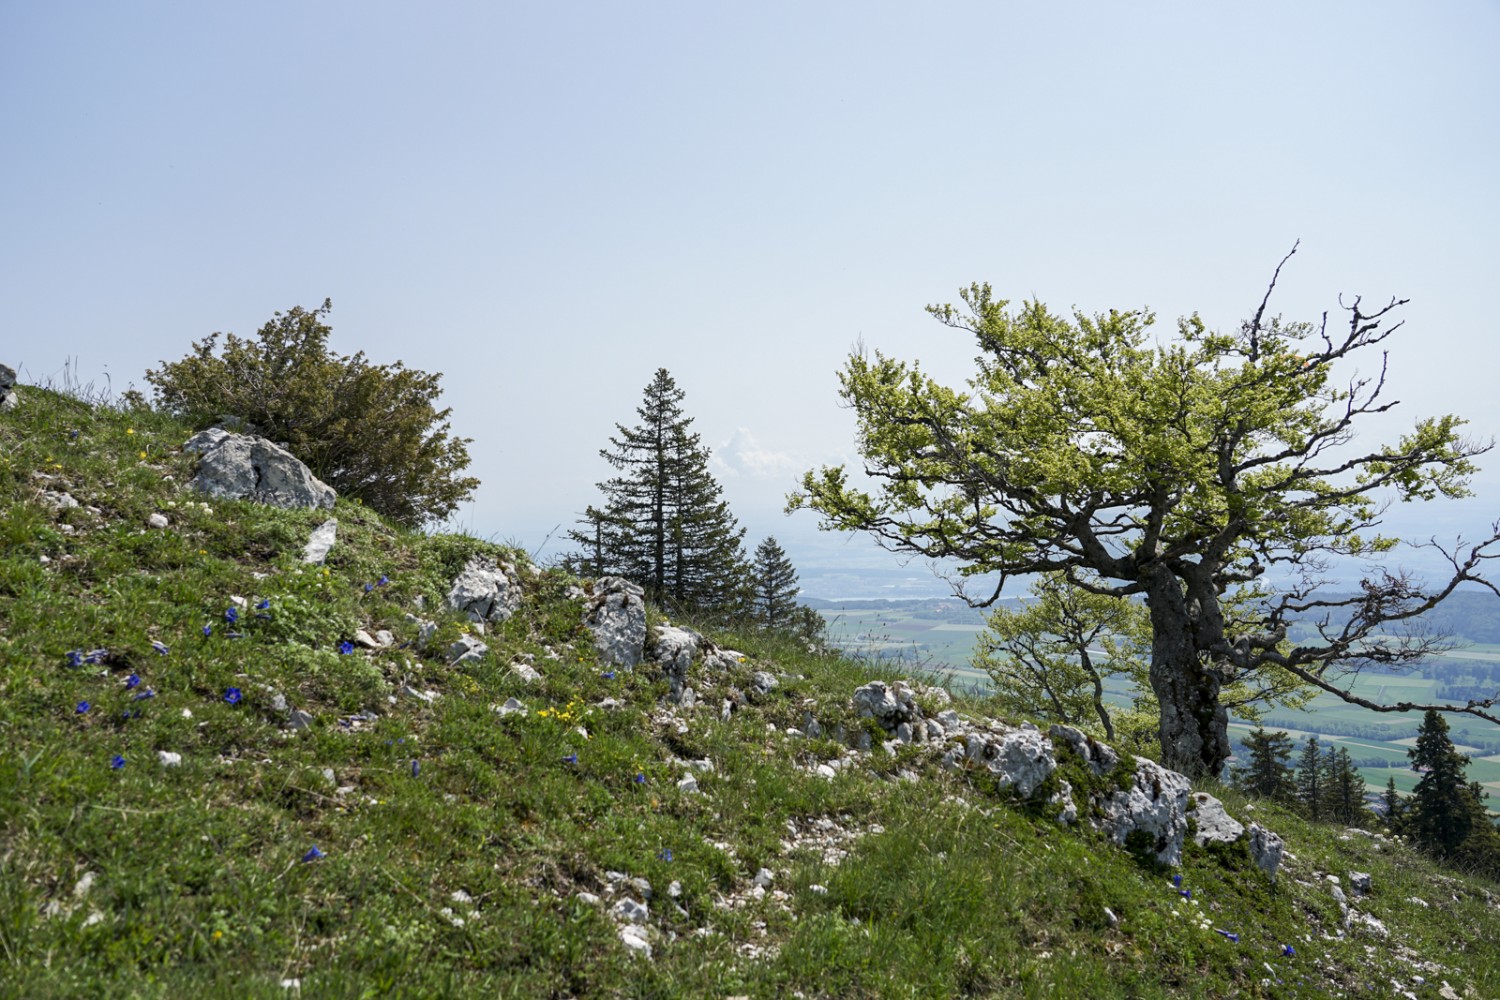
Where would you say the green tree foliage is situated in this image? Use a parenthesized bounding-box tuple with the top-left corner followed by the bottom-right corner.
(789, 249, 1500, 776)
(1296, 736, 1325, 821)
(1322, 744, 1368, 826)
(1234, 727, 1296, 803)
(975, 573, 1149, 743)
(569, 369, 747, 614)
(1407, 710, 1479, 858)
(145, 300, 478, 528)
(751, 536, 800, 628)
(1382, 776, 1405, 828)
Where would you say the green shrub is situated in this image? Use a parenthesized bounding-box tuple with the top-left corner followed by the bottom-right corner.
(144, 299, 478, 527)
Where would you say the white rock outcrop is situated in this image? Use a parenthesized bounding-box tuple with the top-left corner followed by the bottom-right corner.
(183, 429, 336, 510)
(446, 557, 523, 624)
(585, 577, 646, 668)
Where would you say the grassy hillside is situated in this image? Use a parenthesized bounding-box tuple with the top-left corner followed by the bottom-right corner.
(3, 386, 1499, 998)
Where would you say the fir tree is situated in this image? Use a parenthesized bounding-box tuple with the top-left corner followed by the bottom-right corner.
(1234, 727, 1295, 802)
(568, 369, 747, 613)
(751, 537, 801, 629)
(1295, 736, 1324, 821)
(1382, 776, 1405, 829)
(1323, 745, 1367, 826)
(1407, 710, 1476, 858)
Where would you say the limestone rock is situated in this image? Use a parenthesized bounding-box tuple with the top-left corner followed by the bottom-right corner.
(851, 680, 920, 731)
(1048, 724, 1119, 776)
(1247, 822, 1285, 882)
(650, 624, 704, 701)
(446, 557, 522, 624)
(302, 518, 338, 564)
(586, 577, 646, 668)
(448, 635, 489, 666)
(0, 363, 19, 410)
(183, 429, 336, 510)
(1187, 792, 1245, 846)
(1091, 756, 1191, 866)
(1348, 871, 1371, 896)
(967, 726, 1056, 798)
(146, 512, 169, 529)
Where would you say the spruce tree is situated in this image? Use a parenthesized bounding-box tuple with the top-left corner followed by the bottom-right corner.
(1295, 736, 1324, 820)
(1382, 776, 1404, 829)
(1234, 727, 1295, 802)
(1324, 746, 1367, 826)
(568, 369, 747, 613)
(751, 537, 801, 629)
(1407, 710, 1475, 857)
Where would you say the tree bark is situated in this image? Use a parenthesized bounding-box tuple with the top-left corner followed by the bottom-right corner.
(1144, 566, 1230, 777)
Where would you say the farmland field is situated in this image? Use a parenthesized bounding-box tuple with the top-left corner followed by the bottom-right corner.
(816, 599, 1500, 797)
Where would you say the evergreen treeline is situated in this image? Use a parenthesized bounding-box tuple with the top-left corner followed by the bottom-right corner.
(564, 368, 821, 641)
(1234, 717, 1500, 878)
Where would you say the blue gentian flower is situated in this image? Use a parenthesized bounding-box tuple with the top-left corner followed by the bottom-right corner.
(1172, 874, 1182, 888)
(410, 759, 420, 777)
(66, 650, 83, 667)
(377, 575, 389, 586)
(1180, 889, 1191, 900)
(338, 640, 354, 655)
(302, 846, 324, 862)
(150, 640, 169, 655)
(1215, 930, 1239, 943)
(84, 649, 108, 664)
(134, 688, 156, 700)
(633, 773, 646, 784)
(257, 598, 270, 610)
(1282, 944, 1295, 957)
(224, 607, 238, 624)
(75, 701, 91, 714)
(363, 583, 374, 593)
(125, 674, 141, 690)
(224, 687, 242, 705)
(70, 429, 79, 439)
(562, 753, 578, 764)
(656, 848, 673, 862)
(110, 755, 125, 769)
(601, 671, 615, 680)
(202, 625, 212, 637)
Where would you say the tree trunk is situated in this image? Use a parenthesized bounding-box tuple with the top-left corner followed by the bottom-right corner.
(1143, 567, 1230, 778)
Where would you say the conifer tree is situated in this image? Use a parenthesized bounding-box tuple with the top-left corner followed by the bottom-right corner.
(1324, 745, 1367, 826)
(1407, 710, 1476, 857)
(1296, 736, 1324, 820)
(568, 369, 747, 613)
(1381, 776, 1404, 829)
(1234, 727, 1296, 802)
(751, 536, 801, 629)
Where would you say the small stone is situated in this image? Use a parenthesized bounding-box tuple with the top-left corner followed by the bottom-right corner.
(354, 629, 381, 649)
(157, 751, 182, 768)
(752, 868, 774, 888)
(288, 709, 314, 731)
(320, 768, 335, 784)
(575, 892, 601, 906)
(73, 871, 97, 898)
(809, 884, 828, 895)
(667, 880, 682, 898)
(450, 890, 473, 905)
(496, 697, 526, 716)
(612, 897, 649, 923)
(751, 671, 778, 696)
(1348, 871, 1372, 896)
(619, 923, 652, 958)
(510, 661, 541, 683)
(301, 518, 338, 564)
(146, 513, 169, 529)
(1104, 906, 1119, 928)
(816, 764, 837, 779)
(677, 775, 700, 794)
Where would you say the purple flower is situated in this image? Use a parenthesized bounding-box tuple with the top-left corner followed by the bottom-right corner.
(410, 759, 420, 777)
(1215, 929, 1239, 943)
(1172, 874, 1182, 888)
(656, 848, 673, 862)
(150, 641, 169, 656)
(134, 688, 156, 701)
(84, 649, 108, 664)
(302, 846, 324, 863)
(377, 575, 389, 587)
(75, 701, 91, 714)
(601, 671, 615, 680)
(224, 687, 242, 705)
(110, 755, 125, 770)
(66, 650, 83, 667)
(124, 674, 141, 690)
(224, 607, 238, 624)
(69, 429, 79, 439)
(1180, 889, 1191, 900)
(562, 753, 578, 765)
(633, 773, 646, 784)
(257, 598, 270, 610)
(363, 583, 374, 593)
(202, 624, 212, 637)
(1282, 944, 1295, 957)
(338, 640, 354, 655)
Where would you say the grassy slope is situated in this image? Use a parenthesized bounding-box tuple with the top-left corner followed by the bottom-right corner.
(2, 387, 1498, 999)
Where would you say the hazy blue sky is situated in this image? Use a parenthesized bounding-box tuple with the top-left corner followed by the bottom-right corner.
(4, 2, 1496, 597)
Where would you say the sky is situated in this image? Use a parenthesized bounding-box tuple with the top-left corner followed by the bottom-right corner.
(3, 2, 1497, 599)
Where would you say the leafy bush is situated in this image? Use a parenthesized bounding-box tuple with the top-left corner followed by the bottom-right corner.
(145, 299, 478, 527)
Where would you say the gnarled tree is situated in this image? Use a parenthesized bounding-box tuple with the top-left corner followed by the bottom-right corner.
(790, 248, 1500, 777)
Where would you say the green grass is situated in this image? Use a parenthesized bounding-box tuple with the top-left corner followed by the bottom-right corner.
(4, 386, 1500, 997)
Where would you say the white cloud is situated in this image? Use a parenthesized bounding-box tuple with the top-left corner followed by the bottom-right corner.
(710, 427, 802, 480)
